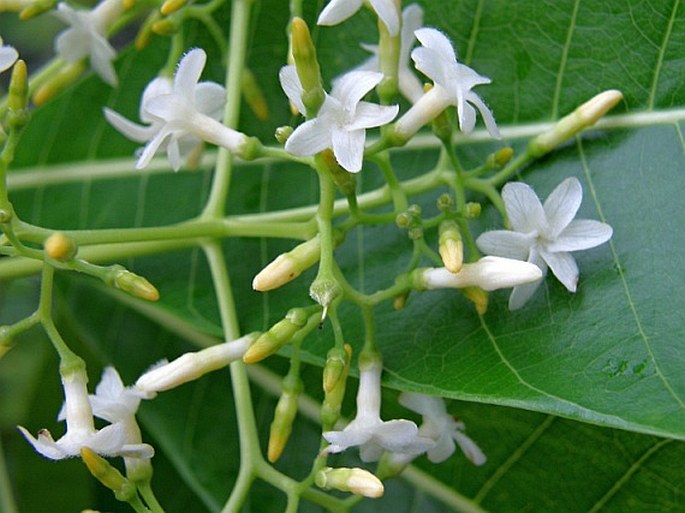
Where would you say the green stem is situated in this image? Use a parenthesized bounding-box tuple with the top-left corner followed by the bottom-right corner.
(138, 483, 165, 513)
(203, 0, 253, 218)
(0, 437, 17, 513)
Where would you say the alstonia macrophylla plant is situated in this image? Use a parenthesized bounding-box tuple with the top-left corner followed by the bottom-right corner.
(0, 0, 625, 511)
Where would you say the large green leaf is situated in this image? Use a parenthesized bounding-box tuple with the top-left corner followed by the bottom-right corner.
(1, 0, 685, 511)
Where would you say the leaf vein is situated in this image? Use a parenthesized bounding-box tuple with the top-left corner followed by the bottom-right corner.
(647, 0, 681, 110)
(551, 0, 581, 119)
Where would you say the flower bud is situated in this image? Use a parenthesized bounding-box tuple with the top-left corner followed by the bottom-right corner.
(18, 0, 56, 19)
(135, 333, 257, 395)
(267, 375, 302, 462)
(275, 125, 293, 144)
(438, 220, 463, 273)
(44, 232, 77, 261)
(436, 193, 452, 212)
(33, 62, 86, 105)
(528, 90, 623, 157)
(465, 202, 481, 219)
(414, 256, 542, 292)
(113, 269, 159, 301)
(252, 237, 321, 292)
(152, 18, 179, 36)
(315, 467, 384, 499)
(309, 276, 342, 316)
(321, 344, 352, 429)
(81, 448, 137, 502)
(8, 60, 29, 128)
(290, 17, 324, 116)
(243, 310, 307, 364)
(322, 345, 348, 393)
(160, 0, 185, 15)
(486, 146, 514, 168)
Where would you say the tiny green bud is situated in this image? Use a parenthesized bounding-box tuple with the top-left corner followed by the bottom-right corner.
(44, 232, 78, 261)
(408, 204, 422, 217)
(285, 307, 309, 327)
(33, 62, 86, 106)
(408, 226, 423, 240)
(436, 193, 453, 212)
(316, 467, 384, 498)
(291, 17, 324, 116)
(395, 212, 411, 229)
(393, 291, 409, 310)
(275, 125, 293, 144)
(113, 269, 160, 302)
(19, 0, 56, 19)
(528, 90, 623, 157)
(8, 59, 28, 111)
(323, 345, 348, 393)
(438, 220, 463, 273)
(321, 344, 351, 429)
(465, 202, 482, 219)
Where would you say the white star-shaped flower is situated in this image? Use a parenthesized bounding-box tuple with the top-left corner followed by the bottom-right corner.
(54, 0, 123, 86)
(0, 37, 18, 73)
(476, 177, 613, 310)
(399, 392, 486, 465)
(318, 0, 400, 36)
(17, 367, 149, 460)
(323, 358, 433, 462)
(353, 4, 424, 103)
(395, 27, 500, 140)
(105, 48, 247, 171)
(280, 66, 398, 172)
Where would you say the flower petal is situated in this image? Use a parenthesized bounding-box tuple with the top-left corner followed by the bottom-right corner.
(476, 230, 535, 260)
(0, 45, 18, 73)
(285, 119, 331, 157)
(89, 36, 117, 86)
(543, 177, 582, 238)
(331, 70, 383, 112)
(317, 0, 363, 26)
(347, 102, 398, 130)
(332, 127, 365, 172)
(502, 182, 547, 233)
(466, 91, 500, 139)
(411, 47, 450, 88)
(369, 0, 400, 36)
(136, 128, 171, 169)
(458, 100, 477, 134)
(195, 82, 227, 120)
(278, 65, 306, 114)
(413, 28, 456, 63)
(104, 108, 157, 142)
(539, 247, 579, 292)
(548, 219, 613, 252)
(508, 249, 547, 310)
(451, 430, 487, 466)
(174, 49, 205, 100)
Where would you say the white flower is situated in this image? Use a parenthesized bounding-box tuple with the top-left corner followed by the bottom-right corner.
(54, 0, 123, 86)
(418, 256, 543, 291)
(353, 4, 424, 103)
(323, 358, 434, 462)
(280, 66, 398, 172)
(476, 177, 613, 310)
(399, 392, 486, 465)
(85, 368, 153, 459)
(0, 37, 19, 73)
(135, 334, 254, 396)
(17, 367, 149, 460)
(318, 0, 400, 36)
(105, 48, 247, 171)
(395, 27, 500, 139)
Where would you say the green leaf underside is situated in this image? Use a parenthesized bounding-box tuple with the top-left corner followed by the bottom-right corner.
(2, 0, 685, 511)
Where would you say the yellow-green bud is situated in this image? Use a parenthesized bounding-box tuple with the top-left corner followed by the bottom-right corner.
(19, 0, 56, 19)
(465, 202, 481, 219)
(33, 62, 86, 105)
(252, 237, 321, 292)
(8, 60, 29, 128)
(267, 375, 302, 462)
(135, 13, 159, 50)
(395, 212, 411, 229)
(321, 344, 351, 428)
(241, 68, 269, 121)
(152, 17, 179, 36)
(393, 291, 409, 310)
(323, 345, 348, 393)
(113, 269, 160, 302)
(160, 0, 185, 15)
(462, 286, 489, 315)
(438, 220, 463, 273)
(275, 125, 293, 144)
(44, 232, 78, 261)
(243, 316, 300, 364)
(486, 146, 514, 168)
(80, 448, 137, 502)
(315, 467, 384, 499)
(436, 193, 453, 212)
(291, 17, 324, 116)
(528, 90, 623, 157)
